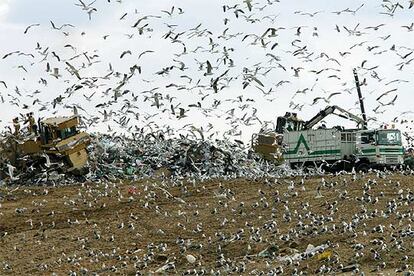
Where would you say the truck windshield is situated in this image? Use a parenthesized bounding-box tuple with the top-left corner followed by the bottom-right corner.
(376, 130, 401, 146)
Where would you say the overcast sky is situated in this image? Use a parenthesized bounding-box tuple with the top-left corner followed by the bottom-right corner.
(0, 0, 413, 144)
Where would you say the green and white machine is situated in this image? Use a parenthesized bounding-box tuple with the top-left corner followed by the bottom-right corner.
(355, 129, 404, 168)
(253, 69, 405, 171)
(280, 112, 404, 171)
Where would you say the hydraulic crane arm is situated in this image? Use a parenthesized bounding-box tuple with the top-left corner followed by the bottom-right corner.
(303, 105, 365, 130)
(353, 68, 368, 130)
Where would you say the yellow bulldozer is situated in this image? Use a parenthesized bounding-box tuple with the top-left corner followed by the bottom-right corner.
(0, 114, 90, 178)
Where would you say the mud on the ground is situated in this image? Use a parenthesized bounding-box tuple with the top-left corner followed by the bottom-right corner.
(0, 172, 413, 275)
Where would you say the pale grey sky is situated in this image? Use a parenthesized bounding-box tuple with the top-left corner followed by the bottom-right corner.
(0, 0, 413, 144)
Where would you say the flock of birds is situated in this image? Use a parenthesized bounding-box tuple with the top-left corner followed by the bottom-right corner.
(1, 171, 414, 274)
(1, 1, 414, 274)
(0, 0, 413, 144)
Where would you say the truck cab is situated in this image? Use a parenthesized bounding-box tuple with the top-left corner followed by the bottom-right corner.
(355, 128, 404, 169)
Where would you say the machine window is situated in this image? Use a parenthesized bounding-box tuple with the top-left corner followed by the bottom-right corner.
(361, 132, 375, 144)
(376, 130, 401, 146)
(60, 127, 77, 139)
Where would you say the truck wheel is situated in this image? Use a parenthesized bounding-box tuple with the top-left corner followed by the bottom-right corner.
(356, 163, 369, 173)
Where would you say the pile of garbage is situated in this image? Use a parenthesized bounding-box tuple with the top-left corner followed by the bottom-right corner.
(0, 133, 293, 185)
(87, 134, 288, 180)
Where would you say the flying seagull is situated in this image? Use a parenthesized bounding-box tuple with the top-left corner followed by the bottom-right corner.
(24, 23, 40, 34)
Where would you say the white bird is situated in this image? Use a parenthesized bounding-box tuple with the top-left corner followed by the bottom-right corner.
(186, 254, 196, 263)
(50, 68, 61, 79)
(7, 164, 19, 181)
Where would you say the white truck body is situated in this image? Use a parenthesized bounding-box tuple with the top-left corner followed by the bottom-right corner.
(283, 128, 404, 168)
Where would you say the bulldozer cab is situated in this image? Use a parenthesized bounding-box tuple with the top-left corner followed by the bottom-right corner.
(276, 112, 304, 133)
(38, 115, 89, 172)
(40, 116, 80, 145)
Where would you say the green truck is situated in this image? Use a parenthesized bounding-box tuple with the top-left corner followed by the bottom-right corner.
(253, 109, 404, 171)
(252, 69, 404, 171)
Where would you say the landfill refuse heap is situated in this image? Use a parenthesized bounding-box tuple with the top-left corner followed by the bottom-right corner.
(87, 134, 286, 180)
(0, 133, 289, 185)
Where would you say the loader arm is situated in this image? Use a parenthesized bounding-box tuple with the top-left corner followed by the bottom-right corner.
(303, 105, 365, 130)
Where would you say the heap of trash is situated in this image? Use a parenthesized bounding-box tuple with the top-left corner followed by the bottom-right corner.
(87, 134, 288, 180)
(0, 132, 293, 185)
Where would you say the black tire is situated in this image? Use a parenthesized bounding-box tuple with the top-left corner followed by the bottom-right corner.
(356, 162, 369, 173)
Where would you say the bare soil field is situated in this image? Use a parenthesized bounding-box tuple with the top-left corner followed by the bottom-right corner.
(1, 172, 414, 275)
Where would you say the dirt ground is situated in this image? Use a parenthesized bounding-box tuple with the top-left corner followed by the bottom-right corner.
(1, 172, 414, 275)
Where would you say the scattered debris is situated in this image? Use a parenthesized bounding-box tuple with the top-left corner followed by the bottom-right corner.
(277, 244, 329, 262)
(316, 250, 333, 261)
(1, 132, 293, 185)
(258, 244, 279, 258)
